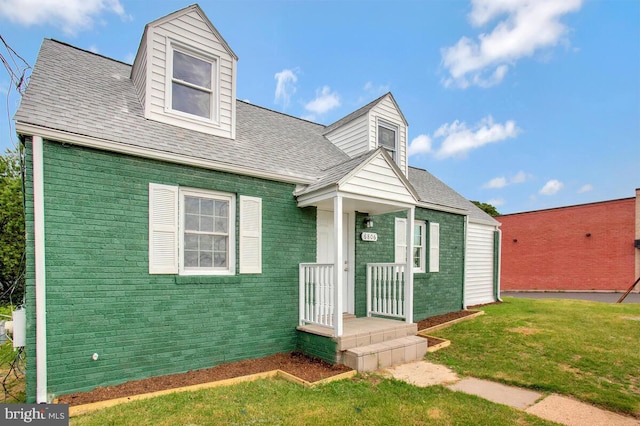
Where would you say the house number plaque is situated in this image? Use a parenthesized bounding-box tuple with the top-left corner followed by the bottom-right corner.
(361, 232, 378, 242)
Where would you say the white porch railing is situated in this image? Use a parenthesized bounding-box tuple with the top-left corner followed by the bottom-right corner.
(299, 263, 335, 328)
(367, 263, 406, 319)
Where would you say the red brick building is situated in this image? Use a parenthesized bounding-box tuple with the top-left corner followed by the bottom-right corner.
(498, 189, 640, 291)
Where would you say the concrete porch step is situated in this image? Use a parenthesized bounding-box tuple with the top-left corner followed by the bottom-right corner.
(336, 319, 418, 351)
(342, 335, 428, 372)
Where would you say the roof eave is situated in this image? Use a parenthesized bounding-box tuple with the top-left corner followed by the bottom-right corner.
(16, 122, 315, 185)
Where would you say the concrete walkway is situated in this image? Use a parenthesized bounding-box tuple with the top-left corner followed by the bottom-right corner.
(382, 361, 639, 426)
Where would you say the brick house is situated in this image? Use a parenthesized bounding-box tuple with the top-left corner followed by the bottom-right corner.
(498, 189, 640, 291)
(15, 5, 499, 402)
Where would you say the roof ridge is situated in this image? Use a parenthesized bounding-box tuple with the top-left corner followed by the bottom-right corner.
(236, 99, 325, 128)
(323, 92, 391, 134)
(47, 38, 132, 66)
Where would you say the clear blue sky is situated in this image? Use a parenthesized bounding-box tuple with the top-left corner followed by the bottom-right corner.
(1, 0, 638, 214)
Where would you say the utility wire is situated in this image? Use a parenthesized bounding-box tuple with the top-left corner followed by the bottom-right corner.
(0, 34, 31, 151)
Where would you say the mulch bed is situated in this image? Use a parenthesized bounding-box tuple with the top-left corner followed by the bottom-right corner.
(416, 309, 480, 331)
(59, 352, 351, 406)
(424, 336, 447, 346)
(60, 309, 482, 407)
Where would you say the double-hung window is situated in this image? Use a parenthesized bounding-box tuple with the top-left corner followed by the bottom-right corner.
(413, 221, 426, 272)
(168, 44, 216, 121)
(149, 183, 262, 276)
(181, 189, 233, 274)
(378, 120, 398, 161)
(395, 218, 439, 273)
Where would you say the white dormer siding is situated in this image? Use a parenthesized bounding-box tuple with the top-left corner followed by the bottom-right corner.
(131, 31, 148, 109)
(325, 93, 408, 176)
(369, 96, 407, 175)
(324, 114, 369, 158)
(131, 5, 237, 139)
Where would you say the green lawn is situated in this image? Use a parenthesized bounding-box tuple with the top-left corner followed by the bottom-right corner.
(71, 376, 554, 426)
(428, 297, 640, 416)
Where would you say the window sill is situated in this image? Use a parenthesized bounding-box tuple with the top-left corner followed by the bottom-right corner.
(175, 275, 241, 285)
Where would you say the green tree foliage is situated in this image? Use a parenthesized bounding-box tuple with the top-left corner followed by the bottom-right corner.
(471, 200, 500, 217)
(0, 148, 25, 304)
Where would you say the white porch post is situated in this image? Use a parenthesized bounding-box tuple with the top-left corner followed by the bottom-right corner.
(333, 196, 343, 336)
(405, 207, 414, 323)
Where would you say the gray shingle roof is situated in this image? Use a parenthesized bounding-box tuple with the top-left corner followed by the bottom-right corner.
(323, 92, 407, 135)
(15, 39, 348, 182)
(16, 39, 495, 226)
(408, 167, 499, 225)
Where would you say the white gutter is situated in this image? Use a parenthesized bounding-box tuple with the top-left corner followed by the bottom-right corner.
(32, 135, 48, 403)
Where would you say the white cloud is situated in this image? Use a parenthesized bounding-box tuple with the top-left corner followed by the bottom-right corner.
(483, 176, 507, 189)
(89, 45, 99, 54)
(364, 81, 390, 96)
(432, 115, 520, 159)
(274, 68, 298, 109)
(408, 134, 432, 157)
(304, 86, 340, 115)
(488, 198, 505, 207)
(539, 179, 563, 195)
(482, 170, 531, 188)
(441, 0, 583, 88)
(0, 0, 128, 35)
(511, 170, 529, 184)
(577, 183, 593, 193)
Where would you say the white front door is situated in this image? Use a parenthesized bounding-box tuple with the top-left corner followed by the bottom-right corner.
(317, 210, 354, 314)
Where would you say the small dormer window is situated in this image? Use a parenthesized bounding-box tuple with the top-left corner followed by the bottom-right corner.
(378, 120, 398, 161)
(167, 43, 218, 122)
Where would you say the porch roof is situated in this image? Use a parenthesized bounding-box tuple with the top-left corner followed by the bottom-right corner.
(295, 148, 420, 214)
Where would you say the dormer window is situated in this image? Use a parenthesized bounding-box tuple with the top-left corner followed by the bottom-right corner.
(378, 120, 398, 161)
(167, 43, 218, 122)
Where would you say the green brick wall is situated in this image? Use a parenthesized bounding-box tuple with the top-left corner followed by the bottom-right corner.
(23, 140, 317, 401)
(296, 331, 337, 364)
(353, 209, 465, 321)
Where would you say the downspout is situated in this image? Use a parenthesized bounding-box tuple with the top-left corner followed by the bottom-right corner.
(462, 215, 468, 309)
(495, 228, 503, 302)
(32, 135, 48, 403)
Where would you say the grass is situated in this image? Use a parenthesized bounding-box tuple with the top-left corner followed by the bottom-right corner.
(70, 376, 555, 426)
(428, 297, 640, 416)
(0, 304, 25, 403)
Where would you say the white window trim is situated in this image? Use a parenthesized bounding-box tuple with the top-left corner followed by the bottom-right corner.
(165, 40, 220, 125)
(377, 119, 398, 161)
(179, 187, 236, 276)
(414, 220, 426, 273)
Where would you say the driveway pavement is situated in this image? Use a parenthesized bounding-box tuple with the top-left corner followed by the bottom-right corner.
(501, 291, 640, 303)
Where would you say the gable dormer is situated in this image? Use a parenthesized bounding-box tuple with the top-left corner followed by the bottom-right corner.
(131, 4, 237, 139)
(324, 93, 408, 175)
